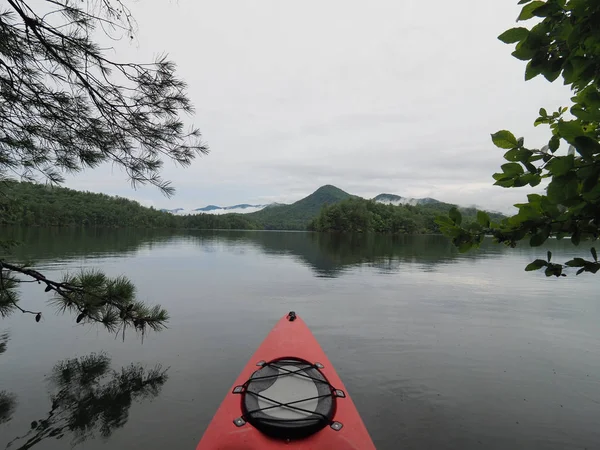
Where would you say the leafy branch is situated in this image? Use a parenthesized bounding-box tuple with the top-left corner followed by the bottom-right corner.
(438, 0, 600, 276)
(437, 207, 600, 277)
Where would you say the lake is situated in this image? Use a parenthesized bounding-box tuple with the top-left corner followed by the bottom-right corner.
(0, 228, 599, 450)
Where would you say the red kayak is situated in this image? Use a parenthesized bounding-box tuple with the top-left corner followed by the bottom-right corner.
(196, 312, 376, 449)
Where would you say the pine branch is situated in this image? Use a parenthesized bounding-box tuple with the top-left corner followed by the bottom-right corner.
(0, 260, 168, 334)
(1, 0, 209, 195)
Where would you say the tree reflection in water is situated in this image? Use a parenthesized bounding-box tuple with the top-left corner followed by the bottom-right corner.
(6, 352, 168, 450)
(0, 332, 16, 426)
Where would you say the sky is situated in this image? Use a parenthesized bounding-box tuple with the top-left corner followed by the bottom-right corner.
(61, 0, 573, 213)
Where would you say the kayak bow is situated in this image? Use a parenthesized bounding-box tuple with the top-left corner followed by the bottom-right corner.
(196, 311, 375, 449)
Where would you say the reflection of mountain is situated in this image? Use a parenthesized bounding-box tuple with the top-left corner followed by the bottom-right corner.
(6, 353, 168, 450)
(184, 231, 497, 277)
(1, 227, 586, 279)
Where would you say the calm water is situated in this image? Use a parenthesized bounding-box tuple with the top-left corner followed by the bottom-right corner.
(0, 228, 599, 450)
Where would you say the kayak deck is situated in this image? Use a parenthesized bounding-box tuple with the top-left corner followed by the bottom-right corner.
(196, 312, 375, 449)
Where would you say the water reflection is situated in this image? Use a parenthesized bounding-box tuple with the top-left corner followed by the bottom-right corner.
(0, 331, 16, 426)
(0, 227, 177, 262)
(0, 227, 585, 278)
(0, 391, 16, 426)
(0, 331, 8, 355)
(4, 353, 168, 450)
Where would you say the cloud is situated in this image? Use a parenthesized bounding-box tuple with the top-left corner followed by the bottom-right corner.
(61, 0, 571, 214)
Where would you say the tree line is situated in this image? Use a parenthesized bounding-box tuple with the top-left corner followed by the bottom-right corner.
(307, 197, 503, 234)
(0, 181, 258, 230)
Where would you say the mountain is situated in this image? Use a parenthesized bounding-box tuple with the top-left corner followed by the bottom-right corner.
(195, 205, 221, 212)
(2, 181, 505, 232)
(193, 204, 269, 215)
(159, 208, 185, 214)
(247, 185, 353, 230)
(374, 193, 440, 206)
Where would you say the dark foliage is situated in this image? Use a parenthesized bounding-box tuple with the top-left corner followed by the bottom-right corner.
(0, 0, 207, 194)
(309, 197, 503, 234)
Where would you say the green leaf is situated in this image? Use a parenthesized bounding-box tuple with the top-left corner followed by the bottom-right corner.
(547, 251, 552, 262)
(571, 231, 581, 246)
(570, 106, 599, 121)
(526, 61, 543, 81)
(532, 2, 561, 17)
(525, 259, 547, 271)
(493, 172, 510, 181)
(494, 178, 515, 188)
(501, 162, 525, 176)
(530, 228, 550, 246)
(498, 27, 529, 43)
(491, 130, 518, 149)
(591, 247, 597, 262)
(449, 207, 462, 226)
(518, 1, 545, 21)
(504, 148, 533, 162)
(573, 136, 600, 160)
(477, 210, 490, 227)
(512, 43, 537, 61)
(457, 241, 473, 253)
(556, 121, 584, 141)
(549, 135, 560, 152)
(547, 174, 579, 204)
(435, 215, 454, 226)
(527, 193, 542, 203)
(540, 196, 559, 216)
(504, 149, 520, 161)
(524, 162, 537, 173)
(513, 176, 528, 187)
(528, 174, 542, 187)
(546, 155, 574, 177)
(576, 268, 585, 275)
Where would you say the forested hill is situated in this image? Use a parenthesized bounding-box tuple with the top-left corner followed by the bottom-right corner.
(0, 181, 258, 229)
(0, 181, 503, 233)
(246, 185, 353, 230)
(0, 181, 175, 227)
(307, 197, 505, 234)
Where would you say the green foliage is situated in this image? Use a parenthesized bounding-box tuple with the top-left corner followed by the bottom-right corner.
(0, 180, 259, 230)
(439, 0, 600, 277)
(309, 198, 502, 235)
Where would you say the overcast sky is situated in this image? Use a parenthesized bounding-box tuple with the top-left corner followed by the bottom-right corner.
(63, 0, 573, 213)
